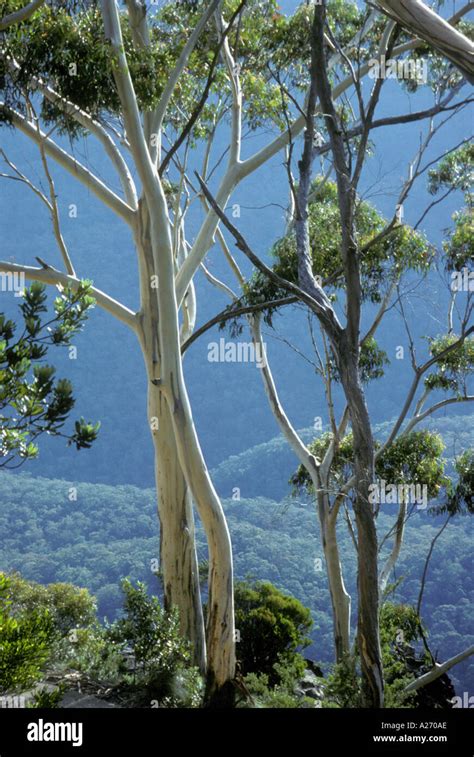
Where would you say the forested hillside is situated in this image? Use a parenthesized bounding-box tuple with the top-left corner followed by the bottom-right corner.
(213, 413, 474, 501)
(1, 457, 472, 692)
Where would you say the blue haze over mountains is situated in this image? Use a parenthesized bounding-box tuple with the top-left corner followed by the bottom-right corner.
(0, 3, 471, 500)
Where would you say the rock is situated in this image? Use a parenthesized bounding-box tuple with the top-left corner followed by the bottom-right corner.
(295, 669, 325, 703)
(61, 692, 121, 708)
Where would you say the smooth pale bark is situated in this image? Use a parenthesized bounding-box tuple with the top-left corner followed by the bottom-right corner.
(150, 235, 235, 702)
(151, 383, 206, 673)
(379, 499, 407, 594)
(134, 200, 206, 672)
(319, 491, 352, 661)
(375, 0, 474, 83)
(102, 0, 235, 702)
(405, 645, 474, 693)
(250, 316, 351, 661)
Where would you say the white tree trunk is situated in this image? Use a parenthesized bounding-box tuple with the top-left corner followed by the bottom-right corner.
(250, 316, 351, 662)
(320, 497, 352, 661)
(152, 389, 207, 673)
(142, 185, 236, 703)
(134, 203, 206, 672)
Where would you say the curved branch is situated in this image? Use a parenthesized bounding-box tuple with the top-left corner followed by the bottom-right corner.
(181, 296, 297, 353)
(405, 645, 474, 693)
(152, 0, 221, 137)
(3, 106, 136, 226)
(0, 260, 138, 330)
(33, 76, 138, 209)
(403, 395, 474, 435)
(196, 172, 344, 341)
(378, 326, 474, 456)
(0, 0, 43, 30)
(374, 0, 474, 83)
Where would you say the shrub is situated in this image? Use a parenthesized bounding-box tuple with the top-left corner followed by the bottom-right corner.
(106, 579, 202, 706)
(234, 579, 312, 684)
(0, 573, 56, 693)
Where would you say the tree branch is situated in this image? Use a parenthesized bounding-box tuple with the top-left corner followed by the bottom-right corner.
(404, 645, 474, 693)
(0, 0, 43, 30)
(0, 260, 138, 329)
(374, 0, 474, 83)
(2, 106, 135, 225)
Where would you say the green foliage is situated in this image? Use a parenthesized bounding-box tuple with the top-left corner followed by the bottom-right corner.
(379, 603, 423, 707)
(241, 177, 431, 325)
(443, 209, 473, 272)
(0, 573, 56, 693)
(450, 449, 474, 513)
(0, 572, 115, 686)
(428, 143, 473, 199)
(7, 572, 97, 635)
(241, 654, 314, 708)
(0, 418, 472, 695)
(291, 430, 448, 502)
(106, 579, 202, 706)
(429, 145, 473, 272)
(28, 686, 64, 708)
(0, 281, 98, 465)
(0, 0, 352, 138)
(323, 656, 361, 708)
(319, 336, 390, 385)
(358, 337, 390, 383)
(424, 334, 474, 395)
(434, 449, 474, 515)
(53, 626, 124, 681)
(323, 605, 424, 708)
(234, 579, 312, 683)
(376, 431, 449, 500)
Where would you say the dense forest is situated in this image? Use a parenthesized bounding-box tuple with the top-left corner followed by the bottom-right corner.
(1, 412, 473, 692)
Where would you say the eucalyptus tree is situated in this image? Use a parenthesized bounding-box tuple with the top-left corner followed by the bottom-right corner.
(195, 3, 473, 705)
(0, 0, 472, 705)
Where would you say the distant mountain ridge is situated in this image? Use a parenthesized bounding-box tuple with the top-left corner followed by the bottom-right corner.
(211, 412, 474, 501)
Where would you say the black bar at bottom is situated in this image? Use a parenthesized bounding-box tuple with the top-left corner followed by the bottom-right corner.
(0, 707, 472, 755)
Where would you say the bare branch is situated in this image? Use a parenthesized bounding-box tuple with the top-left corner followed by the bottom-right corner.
(2, 105, 135, 225)
(0, 0, 43, 30)
(0, 260, 138, 329)
(374, 0, 474, 83)
(404, 645, 474, 693)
